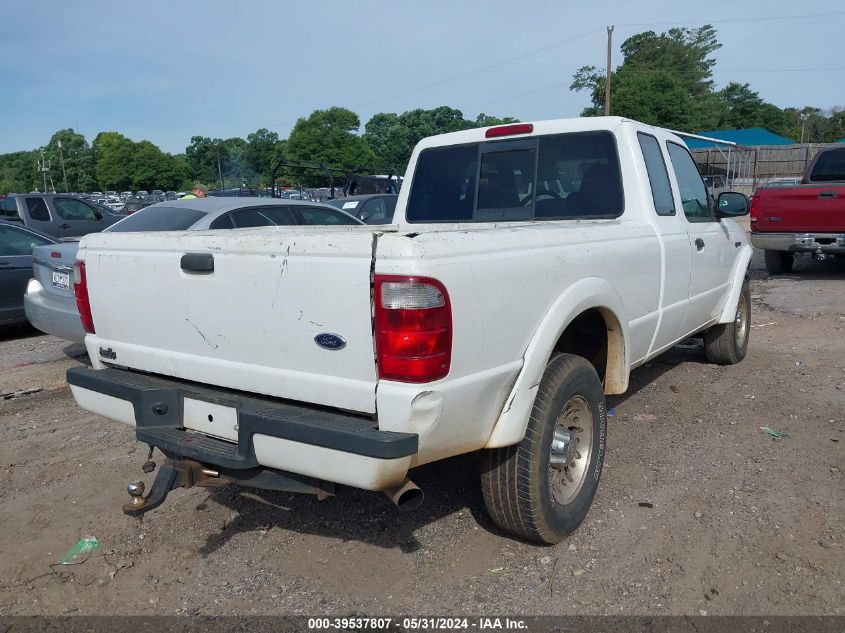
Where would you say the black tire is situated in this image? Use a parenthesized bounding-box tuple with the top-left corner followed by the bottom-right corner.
(704, 279, 751, 365)
(764, 250, 793, 274)
(480, 354, 607, 544)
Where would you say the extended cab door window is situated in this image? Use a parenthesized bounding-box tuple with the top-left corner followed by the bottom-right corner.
(666, 143, 714, 223)
(637, 133, 675, 216)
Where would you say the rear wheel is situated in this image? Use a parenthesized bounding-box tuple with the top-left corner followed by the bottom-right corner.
(704, 279, 750, 365)
(764, 250, 793, 274)
(480, 354, 606, 544)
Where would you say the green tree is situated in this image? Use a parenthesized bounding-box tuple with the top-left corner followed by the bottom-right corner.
(285, 107, 376, 184)
(92, 131, 135, 190)
(221, 137, 249, 186)
(185, 136, 227, 186)
(0, 150, 38, 194)
(246, 128, 285, 185)
(473, 113, 519, 127)
(130, 140, 188, 190)
(572, 25, 722, 130)
(364, 106, 478, 170)
(43, 129, 95, 192)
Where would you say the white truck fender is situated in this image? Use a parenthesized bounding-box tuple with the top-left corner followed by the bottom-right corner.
(717, 244, 753, 324)
(484, 277, 630, 449)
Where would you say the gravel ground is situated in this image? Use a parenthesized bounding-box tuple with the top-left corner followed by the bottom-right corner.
(0, 252, 842, 616)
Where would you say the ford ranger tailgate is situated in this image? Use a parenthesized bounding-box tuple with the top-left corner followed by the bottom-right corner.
(79, 227, 381, 414)
(752, 184, 845, 233)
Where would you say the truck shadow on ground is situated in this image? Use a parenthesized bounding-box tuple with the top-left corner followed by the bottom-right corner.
(197, 341, 710, 556)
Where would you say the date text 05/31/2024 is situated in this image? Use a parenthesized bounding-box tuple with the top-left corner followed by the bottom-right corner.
(307, 617, 528, 630)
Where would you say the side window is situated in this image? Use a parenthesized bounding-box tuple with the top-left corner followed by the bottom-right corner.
(0, 197, 20, 219)
(637, 133, 675, 216)
(666, 142, 713, 222)
(535, 131, 624, 219)
(361, 198, 388, 223)
(298, 206, 359, 225)
(26, 197, 50, 221)
(476, 146, 535, 221)
(0, 224, 52, 256)
(213, 206, 297, 229)
(54, 198, 99, 221)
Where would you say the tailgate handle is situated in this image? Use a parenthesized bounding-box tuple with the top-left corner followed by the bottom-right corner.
(180, 253, 214, 273)
(818, 190, 837, 199)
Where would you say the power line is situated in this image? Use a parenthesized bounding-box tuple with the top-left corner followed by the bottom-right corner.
(263, 26, 603, 132)
(613, 10, 845, 28)
(262, 10, 845, 133)
(466, 67, 845, 111)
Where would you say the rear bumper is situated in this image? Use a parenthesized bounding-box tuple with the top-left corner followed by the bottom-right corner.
(67, 366, 417, 491)
(750, 232, 845, 255)
(23, 279, 86, 343)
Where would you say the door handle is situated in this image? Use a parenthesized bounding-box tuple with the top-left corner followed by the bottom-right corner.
(59, 223, 71, 229)
(818, 191, 837, 199)
(181, 253, 214, 273)
(695, 238, 705, 251)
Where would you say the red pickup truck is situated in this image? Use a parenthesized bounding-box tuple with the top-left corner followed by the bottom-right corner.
(751, 147, 845, 273)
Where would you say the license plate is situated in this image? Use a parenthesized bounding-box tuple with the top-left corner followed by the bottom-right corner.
(51, 271, 70, 290)
(183, 398, 239, 442)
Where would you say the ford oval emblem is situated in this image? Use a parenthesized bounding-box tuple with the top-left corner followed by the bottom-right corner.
(314, 333, 347, 350)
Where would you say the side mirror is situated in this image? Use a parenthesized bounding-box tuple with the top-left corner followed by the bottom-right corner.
(716, 192, 749, 218)
(357, 211, 370, 222)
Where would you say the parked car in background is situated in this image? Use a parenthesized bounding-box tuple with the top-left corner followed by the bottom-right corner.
(328, 194, 398, 224)
(0, 221, 57, 328)
(120, 191, 133, 200)
(25, 198, 363, 342)
(0, 193, 121, 238)
(751, 146, 845, 273)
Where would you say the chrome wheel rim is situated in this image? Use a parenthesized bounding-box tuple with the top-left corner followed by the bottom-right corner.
(548, 395, 593, 506)
(735, 293, 749, 349)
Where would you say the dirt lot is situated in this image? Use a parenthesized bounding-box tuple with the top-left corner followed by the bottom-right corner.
(0, 252, 842, 616)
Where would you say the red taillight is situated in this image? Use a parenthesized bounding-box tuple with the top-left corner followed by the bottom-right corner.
(749, 192, 760, 225)
(73, 260, 95, 334)
(374, 275, 451, 383)
(485, 123, 534, 138)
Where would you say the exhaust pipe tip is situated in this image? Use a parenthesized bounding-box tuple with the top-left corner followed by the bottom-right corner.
(383, 478, 424, 512)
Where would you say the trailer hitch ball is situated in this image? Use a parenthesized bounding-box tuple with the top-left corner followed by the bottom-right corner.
(127, 481, 146, 507)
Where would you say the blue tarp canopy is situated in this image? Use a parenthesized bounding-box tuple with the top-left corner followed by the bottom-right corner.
(684, 128, 795, 149)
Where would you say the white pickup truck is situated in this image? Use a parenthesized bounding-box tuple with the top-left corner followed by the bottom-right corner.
(68, 117, 752, 543)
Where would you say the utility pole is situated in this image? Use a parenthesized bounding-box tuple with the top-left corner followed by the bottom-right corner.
(57, 137, 68, 193)
(216, 144, 224, 189)
(38, 151, 49, 193)
(605, 26, 614, 116)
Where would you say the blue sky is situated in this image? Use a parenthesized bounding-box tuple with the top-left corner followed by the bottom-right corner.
(1, 0, 843, 154)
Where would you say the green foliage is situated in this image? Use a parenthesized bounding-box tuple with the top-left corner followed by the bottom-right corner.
(93, 132, 135, 191)
(363, 106, 518, 171)
(246, 128, 285, 185)
(45, 129, 96, 192)
(284, 107, 377, 185)
(571, 25, 842, 142)
(0, 150, 38, 194)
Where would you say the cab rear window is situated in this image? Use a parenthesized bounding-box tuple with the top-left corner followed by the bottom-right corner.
(406, 131, 624, 223)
